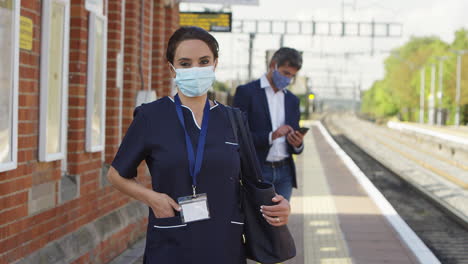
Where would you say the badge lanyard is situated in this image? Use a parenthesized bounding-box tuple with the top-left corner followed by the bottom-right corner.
(174, 94, 210, 197)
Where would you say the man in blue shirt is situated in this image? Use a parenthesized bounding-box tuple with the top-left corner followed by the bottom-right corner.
(234, 47, 304, 201)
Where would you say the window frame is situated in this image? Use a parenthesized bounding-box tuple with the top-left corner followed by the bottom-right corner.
(86, 12, 108, 152)
(38, 0, 70, 162)
(0, 0, 20, 172)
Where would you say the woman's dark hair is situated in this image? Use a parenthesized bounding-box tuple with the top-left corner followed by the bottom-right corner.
(166, 26, 219, 64)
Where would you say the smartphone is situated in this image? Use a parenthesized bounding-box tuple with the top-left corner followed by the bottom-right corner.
(297, 127, 309, 135)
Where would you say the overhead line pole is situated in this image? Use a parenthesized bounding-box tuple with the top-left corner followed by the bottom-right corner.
(451, 49, 468, 126)
(436, 56, 449, 125)
(420, 67, 425, 124)
(429, 64, 436, 125)
(248, 33, 255, 81)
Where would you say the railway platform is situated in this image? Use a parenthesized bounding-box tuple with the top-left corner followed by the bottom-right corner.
(387, 121, 468, 147)
(108, 121, 438, 264)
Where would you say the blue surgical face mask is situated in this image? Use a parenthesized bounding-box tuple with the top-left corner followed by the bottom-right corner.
(172, 65, 216, 97)
(272, 65, 292, 90)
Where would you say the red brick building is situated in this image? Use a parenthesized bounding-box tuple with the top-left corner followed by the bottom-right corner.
(0, 0, 179, 263)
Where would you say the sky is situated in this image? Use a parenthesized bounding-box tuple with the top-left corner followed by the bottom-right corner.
(180, 0, 468, 97)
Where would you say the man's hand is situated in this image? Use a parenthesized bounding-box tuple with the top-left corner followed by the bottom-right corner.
(287, 131, 304, 148)
(261, 194, 291, 227)
(272, 125, 294, 141)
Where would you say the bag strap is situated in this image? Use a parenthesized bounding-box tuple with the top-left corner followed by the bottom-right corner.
(231, 107, 263, 183)
(225, 106, 239, 144)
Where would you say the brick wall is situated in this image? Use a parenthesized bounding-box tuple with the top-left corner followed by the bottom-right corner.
(0, 0, 43, 262)
(152, 1, 180, 96)
(0, 0, 180, 263)
(104, 0, 125, 165)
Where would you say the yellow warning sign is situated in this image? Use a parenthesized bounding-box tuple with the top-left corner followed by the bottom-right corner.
(179, 12, 232, 32)
(20, 16, 33, 51)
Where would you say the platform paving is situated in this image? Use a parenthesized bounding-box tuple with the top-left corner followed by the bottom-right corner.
(388, 121, 468, 146)
(308, 123, 425, 264)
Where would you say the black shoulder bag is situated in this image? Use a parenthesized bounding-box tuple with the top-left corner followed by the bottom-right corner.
(226, 106, 296, 264)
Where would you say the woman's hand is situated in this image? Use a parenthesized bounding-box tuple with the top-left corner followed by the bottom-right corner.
(107, 167, 181, 218)
(144, 191, 181, 218)
(260, 194, 291, 227)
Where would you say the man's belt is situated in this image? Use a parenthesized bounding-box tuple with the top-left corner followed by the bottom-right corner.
(264, 158, 289, 168)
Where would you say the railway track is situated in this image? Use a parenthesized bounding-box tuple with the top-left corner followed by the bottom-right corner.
(322, 114, 468, 264)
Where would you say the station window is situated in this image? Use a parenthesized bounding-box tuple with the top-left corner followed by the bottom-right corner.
(39, 0, 70, 162)
(86, 13, 107, 152)
(0, 0, 20, 172)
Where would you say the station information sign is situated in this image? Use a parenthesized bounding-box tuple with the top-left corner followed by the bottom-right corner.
(180, 0, 258, 5)
(179, 12, 232, 32)
(20, 16, 33, 51)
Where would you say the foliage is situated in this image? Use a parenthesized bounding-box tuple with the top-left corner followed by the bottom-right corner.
(361, 28, 468, 124)
(212, 81, 229, 92)
(361, 80, 399, 118)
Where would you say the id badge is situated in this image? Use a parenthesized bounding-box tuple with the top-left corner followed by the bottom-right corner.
(177, 193, 210, 224)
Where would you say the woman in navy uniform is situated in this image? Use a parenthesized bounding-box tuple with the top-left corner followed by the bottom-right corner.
(107, 26, 291, 264)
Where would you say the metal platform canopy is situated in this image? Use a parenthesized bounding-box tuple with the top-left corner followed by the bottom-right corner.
(179, 0, 258, 5)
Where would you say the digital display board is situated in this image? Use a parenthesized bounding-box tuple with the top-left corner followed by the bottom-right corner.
(179, 12, 232, 32)
(180, 0, 258, 5)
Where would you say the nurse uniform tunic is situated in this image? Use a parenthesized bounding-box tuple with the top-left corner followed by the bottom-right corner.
(111, 96, 246, 264)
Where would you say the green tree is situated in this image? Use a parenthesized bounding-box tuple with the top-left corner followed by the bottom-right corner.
(212, 81, 229, 92)
(361, 35, 456, 122)
(445, 29, 468, 124)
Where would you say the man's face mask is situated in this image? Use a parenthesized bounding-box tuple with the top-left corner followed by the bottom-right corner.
(272, 64, 292, 90)
(171, 65, 216, 97)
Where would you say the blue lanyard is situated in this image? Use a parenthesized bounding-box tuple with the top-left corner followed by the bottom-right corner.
(174, 94, 210, 196)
